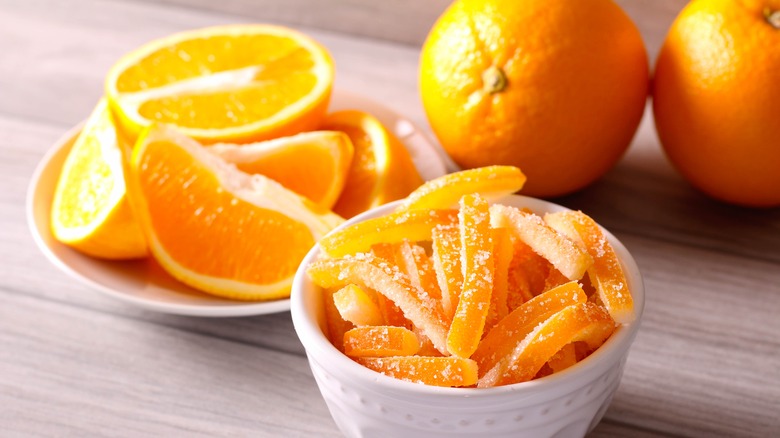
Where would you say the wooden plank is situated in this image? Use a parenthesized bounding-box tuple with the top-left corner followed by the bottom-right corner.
(120, 0, 451, 46)
(600, 234, 780, 438)
(0, 290, 341, 437)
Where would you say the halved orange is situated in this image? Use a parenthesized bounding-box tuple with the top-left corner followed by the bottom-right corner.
(322, 110, 423, 218)
(208, 131, 354, 209)
(50, 98, 147, 259)
(106, 24, 334, 143)
(127, 124, 343, 300)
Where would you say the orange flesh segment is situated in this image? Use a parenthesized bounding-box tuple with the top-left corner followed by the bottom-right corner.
(116, 34, 307, 92)
(431, 224, 463, 321)
(328, 123, 377, 217)
(318, 209, 458, 258)
(446, 194, 494, 358)
(471, 281, 587, 373)
(489, 204, 593, 280)
(137, 140, 314, 284)
(545, 211, 635, 323)
(486, 227, 512, 333)
(357, 356, 478, 387)
(307, 254, 449, 354)
(332, 284, 384, 327)
(137, 74, 318, 129)
(478, 302, 616, 387)
(343, 326, 421, 357)
(396, 165, 526, 212)
(209, 131, 353, 209)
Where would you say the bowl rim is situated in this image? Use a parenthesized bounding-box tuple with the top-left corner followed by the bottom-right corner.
(291, 195, 644, 401)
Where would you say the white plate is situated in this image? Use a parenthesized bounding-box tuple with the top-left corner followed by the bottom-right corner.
(27, 89, 447, 317)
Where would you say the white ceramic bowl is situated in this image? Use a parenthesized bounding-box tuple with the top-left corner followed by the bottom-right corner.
(291, 195, 644, 438)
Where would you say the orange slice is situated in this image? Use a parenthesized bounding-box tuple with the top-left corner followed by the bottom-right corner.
(208, 131, 353, 209)
(545, 211, 635, 323)
(489, 204, 593, 280)
(318, 208, 458, 258)
(127, 124, 343, 300)
(106, 24, 334, 143)
(332, 284, 384, 327)
(357, 356, 478, 387)
(431, 224, 463, 321)
(396, 165, 526, 212)
(50, 99, 147, 259)
(471, 281, 587, 373)
(447, 194, 494, 358)
(307, 254, 449, 354)
(343, 326, 421, 357)
(322, 110, 423, 218)
(478, 302, 616, 387)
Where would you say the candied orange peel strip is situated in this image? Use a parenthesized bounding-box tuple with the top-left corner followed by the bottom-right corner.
(318, 209, 458, 258)
(307, 254, 449, 354)
(394, 241, 442, 302)
(489, 204, 593, 280)
(343, 326, 421, 357)
(478, 302, 616, 387)
(323, 288, 354, 352)
(357, 356, 478, 387)
(447, 194, 494, 358)
(332, 284, 384, 327)
(431, 224, 463, 321)
(547, 343, 578, 373)
(486, 227, 512, 332)
(471, 280, 587, 373)
(545, 211, 635, 323)
(396, 165, 526, 212)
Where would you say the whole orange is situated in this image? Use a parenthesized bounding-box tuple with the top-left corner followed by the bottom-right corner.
(653, 0, 780, 207)
(420, 0, 649, 197)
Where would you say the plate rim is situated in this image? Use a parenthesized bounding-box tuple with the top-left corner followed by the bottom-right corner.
(26, 89, 446, 317)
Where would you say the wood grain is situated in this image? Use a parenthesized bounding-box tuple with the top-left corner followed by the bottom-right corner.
(2, 0, 779, 437)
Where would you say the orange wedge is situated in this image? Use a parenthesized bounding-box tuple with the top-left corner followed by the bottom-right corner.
(545, 211, 635, 323)
(208, 131, 353, 209)
(50, 99, 147, 259)
(322, 110, 423, 218)
(478, 302, 616, 387)
(127, 124, 343, 300)
(357, 356, 478, 387)
(447, 194, 495, 358)
(343, 326, 421, 357)
(318, 208, 458, 258)
(106, 24, 334, 143)
(396, 165, 526, 212)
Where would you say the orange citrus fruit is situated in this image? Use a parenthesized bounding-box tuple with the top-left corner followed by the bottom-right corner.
(50, 99, 147, 259)
(106, 24, 334, 144)
(127, 124, 343, 300)
(321, 110, 423, 218)
(420, 0, 649, 197)
(208, 131, 354, 209)
(653, 0, 780, 207)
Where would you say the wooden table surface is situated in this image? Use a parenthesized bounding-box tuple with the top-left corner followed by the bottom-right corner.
(2, 0, 779, 436)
